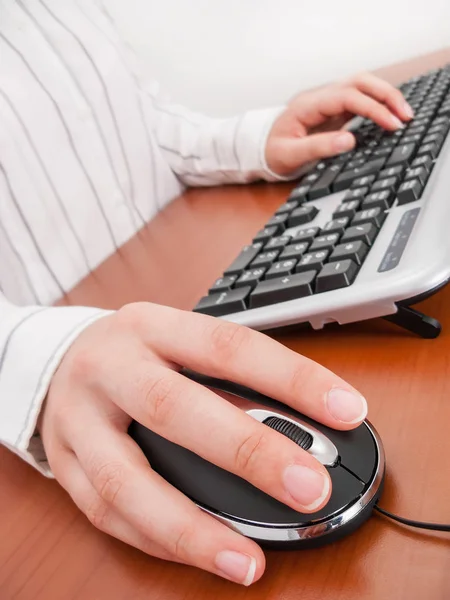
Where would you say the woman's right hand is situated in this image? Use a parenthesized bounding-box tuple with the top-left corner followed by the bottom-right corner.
(39, 302, 367, 585)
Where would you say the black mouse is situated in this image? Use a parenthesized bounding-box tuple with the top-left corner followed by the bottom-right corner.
(129, 371, 385, 550)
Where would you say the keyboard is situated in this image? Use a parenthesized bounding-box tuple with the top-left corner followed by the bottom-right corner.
(194, 64, 450, 338)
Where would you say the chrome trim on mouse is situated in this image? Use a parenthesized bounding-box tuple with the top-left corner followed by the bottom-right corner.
(199, 421, 385, 543)
(215, 389, 339, 467)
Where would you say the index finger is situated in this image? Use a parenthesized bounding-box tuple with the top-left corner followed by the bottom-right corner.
(349, 72, 414, 121)
(125, 304, 368, 430)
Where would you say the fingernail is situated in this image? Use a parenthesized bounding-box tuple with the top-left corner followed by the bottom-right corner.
(283, 464, 330, 511)
(403, 101, 414, 119)
(334, 132, 354, 152)
(390, 115, 404, 129)
(326, 388, 368, 424)
(215, 551, 256, 586)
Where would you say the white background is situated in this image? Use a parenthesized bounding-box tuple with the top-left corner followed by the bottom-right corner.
(106, 0, 450, 116)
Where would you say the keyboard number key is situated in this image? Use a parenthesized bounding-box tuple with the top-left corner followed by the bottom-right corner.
(316, 260, 359, 293)
(235, 268, 266, 289)
(397, 179, 423, 205)
(209, 275, 238, 293)
(265, 260, 297, 279)
(250, 271, 316, 309)
(194, 287, 251, 316)
(341, 223, 378, 246)
(309, 233, 340, 251)
(330, 241, 369, 265)
(295, 250, 329, 273)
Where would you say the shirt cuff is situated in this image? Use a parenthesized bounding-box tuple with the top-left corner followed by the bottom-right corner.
(234, 105, 302, 183)
(0, 306, 112, 476)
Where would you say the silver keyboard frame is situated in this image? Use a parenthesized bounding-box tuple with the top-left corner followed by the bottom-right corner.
(221, 129, 450, 333)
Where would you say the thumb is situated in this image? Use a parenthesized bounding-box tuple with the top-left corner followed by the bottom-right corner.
(268, 131, 355, 176)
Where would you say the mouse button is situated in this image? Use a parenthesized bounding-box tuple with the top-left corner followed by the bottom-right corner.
(323, 423, 378, 483)
(306, 464, 365, 521)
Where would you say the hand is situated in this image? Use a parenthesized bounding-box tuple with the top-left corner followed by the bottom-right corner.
(265, 72, 414, 176)
(39, 303, 367, 585)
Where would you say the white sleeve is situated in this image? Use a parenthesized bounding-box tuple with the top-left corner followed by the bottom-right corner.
(144, 83, 287, 187)
(94, 0, 289, 187)
(0, 294, 111, 476)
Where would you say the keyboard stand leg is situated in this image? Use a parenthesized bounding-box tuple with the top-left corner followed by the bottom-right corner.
(384, 305, 442, 339)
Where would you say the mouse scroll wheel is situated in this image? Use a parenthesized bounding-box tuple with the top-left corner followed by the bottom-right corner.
(263, 416, 313, 450)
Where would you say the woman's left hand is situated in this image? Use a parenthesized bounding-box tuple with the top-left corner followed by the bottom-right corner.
(265, 72, 413, 176)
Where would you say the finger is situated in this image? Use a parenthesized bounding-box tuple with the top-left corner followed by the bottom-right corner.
(96, 362, 332, 513)
(350, 72, 414, 121)
(267, 130, 356, 172)
(117, 304, 367, 429)
(52, 450, 183, 563)
(318, 88, 405, 131)
(68, 420, 266, 586)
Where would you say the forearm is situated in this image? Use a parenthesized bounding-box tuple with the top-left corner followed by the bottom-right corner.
(148, 95, 286, 186)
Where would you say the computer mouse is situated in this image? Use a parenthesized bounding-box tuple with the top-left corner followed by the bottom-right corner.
(129, 371, 385, 549)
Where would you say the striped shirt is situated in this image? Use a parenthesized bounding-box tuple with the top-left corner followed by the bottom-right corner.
(0, 0, 284, 474)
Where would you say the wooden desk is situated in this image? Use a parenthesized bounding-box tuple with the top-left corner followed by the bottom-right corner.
(1, 49, 450, 600)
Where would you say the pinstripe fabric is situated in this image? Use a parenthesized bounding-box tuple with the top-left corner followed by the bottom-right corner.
(0, 0, 284, 474)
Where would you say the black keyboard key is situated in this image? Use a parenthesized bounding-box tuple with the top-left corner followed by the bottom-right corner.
(291, 227, 320, 244)
(276, 199, 300, 215)
(301, 172, 322, 186)
(332, 158, 386, 191)
(422, 132, 445, 146)
(279, 242, 310, 260)
(194, 286, 251, 316)
(250, 250, 280, 269)
(266, 213, 289, 231)
(309, 233, 340, 251)
(209, 275, 238, 293)
(397, 179, 423, 205)
(287, 205, 319, 228)
(332, 200, 360, 220)
(410, 155, 434, 173)
(224, 243, 263, 275)
(428, 123, 450, 137)
(321, 217, 350, 235)
(343, 187, 369, 202)
(371, 176, 399, 193)
(378, 165, 405, 179)
(253, 226, 279, 243)
(405, 166, 428, 186)
(235, 268, 266, 290)
(295, 250, 329, 273)
(351, 175, 376, 189)
(405, 125, 427, 136)
(433, 116, 450, 127)
(361, 190, 394, 210)
(265, 259, 297, 280)
(372, 147, 395, 158)
(316, 259, 359, 293)
(309, 164, 344, 199)
(352, 207, 386, 228)
(250, 271, 316, 309)
(401, 134, 422, 145)
(385, 143, 415, 166)
(264, 235, 290, 251)
(288, 184, 311, 201)
(438, 102, 450, 117)
(330, 241, 369, 265)
(346, 158, 366, 169)
(416, 141, 441, 159)
(341, 223, 378, 246)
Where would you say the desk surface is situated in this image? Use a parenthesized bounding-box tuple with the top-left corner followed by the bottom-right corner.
(1, 48, 450, 600)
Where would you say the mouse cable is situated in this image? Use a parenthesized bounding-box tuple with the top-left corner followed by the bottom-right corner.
(374, 504, 450, 532)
